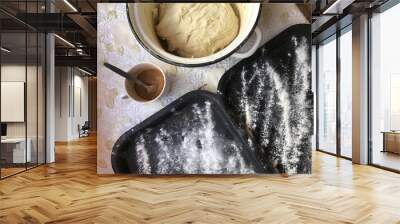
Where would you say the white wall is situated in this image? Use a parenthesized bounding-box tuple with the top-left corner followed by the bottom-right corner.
(1, 82, 25, 122)
(72, 73, 89, 138)
(1, 65, 36, 138)
(55, 67, 69, 141)
(1, 63, 46, 164)
(54, 67, 89, 141)
(1, 65, 26, 141)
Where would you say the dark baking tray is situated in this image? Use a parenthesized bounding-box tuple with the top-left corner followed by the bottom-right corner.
(112, 90, 264, 174)
(217, 24, 313, 174)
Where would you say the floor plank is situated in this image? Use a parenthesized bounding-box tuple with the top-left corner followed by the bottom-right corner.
(1, 135, 400, 223)
(372, 151, 400, 171)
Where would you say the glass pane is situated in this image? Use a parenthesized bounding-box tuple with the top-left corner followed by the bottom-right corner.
(371, 3, 400, 171)
(312, 45, 317, 150)
(340, 28, 352, 158)
(38, 33, 46, 165)
(27, 31, 38, 169)
(26, 0, 38, 169)
(1, 31, 27, 177)
(318, 36, 337, 154)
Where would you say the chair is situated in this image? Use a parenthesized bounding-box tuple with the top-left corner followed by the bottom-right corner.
(78, 121, 90, 138)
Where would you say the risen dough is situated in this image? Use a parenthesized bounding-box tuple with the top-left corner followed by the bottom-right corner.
(155, 3, 239, 58)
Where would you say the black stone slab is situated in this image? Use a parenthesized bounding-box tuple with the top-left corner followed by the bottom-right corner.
(218, 24, 313, 174)
(112, 90, 264, 174)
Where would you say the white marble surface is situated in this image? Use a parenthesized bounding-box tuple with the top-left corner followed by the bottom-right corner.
(97, 3, 309, 173)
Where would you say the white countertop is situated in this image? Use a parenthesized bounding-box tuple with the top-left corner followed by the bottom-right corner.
(1, 138, 27, 143)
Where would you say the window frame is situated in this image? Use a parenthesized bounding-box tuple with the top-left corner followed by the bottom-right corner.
(315, 24, 353, 161)
(367, 0, 400, 173)
(0, 0, 48, 180)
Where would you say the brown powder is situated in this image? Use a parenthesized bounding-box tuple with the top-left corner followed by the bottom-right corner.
(133, 69, 164, 101)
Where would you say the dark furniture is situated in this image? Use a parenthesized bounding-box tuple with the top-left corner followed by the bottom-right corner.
(1, 123, 7, 137)
(78, 121, 90, 138)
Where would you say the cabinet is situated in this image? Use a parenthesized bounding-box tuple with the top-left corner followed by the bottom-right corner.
(382, 132, 400, 154)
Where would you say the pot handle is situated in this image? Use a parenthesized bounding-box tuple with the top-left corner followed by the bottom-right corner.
(120, 94, 129, 100)
(232, 26, 262, 59)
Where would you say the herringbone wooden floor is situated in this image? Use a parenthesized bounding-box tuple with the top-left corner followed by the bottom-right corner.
(1, 135, 400, 224)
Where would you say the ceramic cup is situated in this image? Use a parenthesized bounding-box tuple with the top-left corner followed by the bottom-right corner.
(123, 63, 167, 103)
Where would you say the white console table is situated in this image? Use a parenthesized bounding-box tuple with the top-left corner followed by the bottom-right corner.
(1, 138, 32, 163)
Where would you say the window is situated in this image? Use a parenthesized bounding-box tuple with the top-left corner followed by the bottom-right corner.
(316, 25, 353, 159)
(370, 2, 400, 171)
(340, 27, 352, 158)
(317, 36, 337, 154)
(312, 45, 317, 150)
(0, 1, 47, 179)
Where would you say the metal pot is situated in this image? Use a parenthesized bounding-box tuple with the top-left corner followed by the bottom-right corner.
(127, 3, 262, 67)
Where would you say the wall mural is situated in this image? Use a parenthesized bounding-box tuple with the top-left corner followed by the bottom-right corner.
(97, 3, 312, 175)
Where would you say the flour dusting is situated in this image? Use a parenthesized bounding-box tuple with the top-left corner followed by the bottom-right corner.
(227, 34, 312, 174)
(132, 100, 255, 174)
